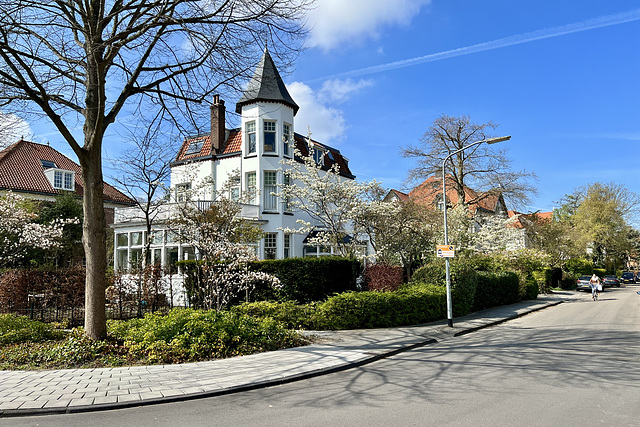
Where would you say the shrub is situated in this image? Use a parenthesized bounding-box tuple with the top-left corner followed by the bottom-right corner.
(364, 264, 403, 292)
(522, 274, 539, 300)
(411, 260, 478, 316)
(0, 314, 65, 344)
(249, 257, 361, 303)
(231, 301, 325, 330)
(107, 308, 306, 364)
(474, 271, 520, 311)
(563, 259, 593, 276)
(319, 283, 446, 329)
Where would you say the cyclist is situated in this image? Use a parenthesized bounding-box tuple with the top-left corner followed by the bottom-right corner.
(589, 274, 601, 300)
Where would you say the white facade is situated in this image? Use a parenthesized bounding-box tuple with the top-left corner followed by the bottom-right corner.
(112, 58, 358, 275)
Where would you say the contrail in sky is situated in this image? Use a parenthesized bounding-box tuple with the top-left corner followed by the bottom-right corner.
(310, 8, 640, 82)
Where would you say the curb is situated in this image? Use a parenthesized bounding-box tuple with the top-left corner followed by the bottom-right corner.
(0, 300, 563, 418)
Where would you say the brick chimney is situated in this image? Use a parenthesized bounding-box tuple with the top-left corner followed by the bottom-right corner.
(211, 94, 226, 154)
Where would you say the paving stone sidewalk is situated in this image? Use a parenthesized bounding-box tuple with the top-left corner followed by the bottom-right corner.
(0, 291, 582, 417)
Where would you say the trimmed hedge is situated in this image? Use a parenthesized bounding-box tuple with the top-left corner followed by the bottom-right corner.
(319, 283, 446, 329)
(249, 257, 361, 303)
(410, 261, 478, 316)
(474, 271, 520, 311)
(233, 283, 446, 330)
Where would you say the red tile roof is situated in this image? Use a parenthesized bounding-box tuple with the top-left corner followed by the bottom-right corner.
(507, 210, 554, 229)
(175, 130, 242, 162)
(174, 130, 354, 178)
(391, 175, 504, 214)
(0, 140, 134, 205)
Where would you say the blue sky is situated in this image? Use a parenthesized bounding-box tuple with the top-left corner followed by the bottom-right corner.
(286, 0, 640, 213)
(22, 0, 640, 214)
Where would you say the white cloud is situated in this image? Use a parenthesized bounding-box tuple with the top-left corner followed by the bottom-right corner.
(305, 0, 431, 51)
(318, 78, 374, 104)
(288, 81, 346, 144)
(0, 112, 32, 148)
(313, 7, 640, 80)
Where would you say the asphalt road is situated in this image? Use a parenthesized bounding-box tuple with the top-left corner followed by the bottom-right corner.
(4, 285, 640, 427)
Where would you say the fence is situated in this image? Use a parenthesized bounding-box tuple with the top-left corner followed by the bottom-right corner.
(1, 304, 171, 327)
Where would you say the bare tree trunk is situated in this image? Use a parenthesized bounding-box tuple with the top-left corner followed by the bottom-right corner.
(80, 147, 108, 339)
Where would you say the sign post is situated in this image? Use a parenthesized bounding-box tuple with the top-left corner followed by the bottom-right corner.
(436, 245, 455, 258)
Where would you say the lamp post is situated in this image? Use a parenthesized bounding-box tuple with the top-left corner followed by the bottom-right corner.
(442, 135, 511, 327)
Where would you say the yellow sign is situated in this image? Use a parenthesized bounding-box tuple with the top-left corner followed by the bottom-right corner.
(436, 245, 455, 258)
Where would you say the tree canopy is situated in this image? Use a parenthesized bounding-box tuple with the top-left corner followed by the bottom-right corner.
(402, 114, 537, 209)
(0, 0, 312, 339)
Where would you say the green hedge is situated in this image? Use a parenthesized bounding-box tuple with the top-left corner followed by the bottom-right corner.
(234, 283, 447, 330)
(410, 260, 478, 316)
(522, 274, 539, 300)
(249, 257, 361, 303)
(474, 271, 520, 311)
(563, 259, 593, 276)
(319, 283, 446, 329)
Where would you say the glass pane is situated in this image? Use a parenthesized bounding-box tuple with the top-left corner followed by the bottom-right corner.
(153, 248, 162, 265)
(116, 234, 128, 247)
(129, 248, 142, 269)
(116, 249, 128, 270)
(183, 246, 196, 261)
(130, 232, 143, 246)
(264, 131, 275, 152)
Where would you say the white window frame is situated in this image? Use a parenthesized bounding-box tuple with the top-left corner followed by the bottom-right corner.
(283, 123, 292, 157)
(263, 171, 278, 211)
(246, 171, 257, 204)
(246, 121, 256, 154)
(263, 120, 277, 153)
(264, 232, 277, 260)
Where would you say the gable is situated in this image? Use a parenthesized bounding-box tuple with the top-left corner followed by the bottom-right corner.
(0, 140, 134, 205)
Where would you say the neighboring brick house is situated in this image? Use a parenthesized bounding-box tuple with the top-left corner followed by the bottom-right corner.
(386, 176, 553, 249)
(112, 49, 359, 272)
(0, 139, 135, 224)
(385, 175, 509, 223)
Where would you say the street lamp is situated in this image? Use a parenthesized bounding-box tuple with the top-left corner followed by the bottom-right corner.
(441, 135, 511, 327)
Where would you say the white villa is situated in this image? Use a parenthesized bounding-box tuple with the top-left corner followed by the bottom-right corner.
(112, 50, 358, 274)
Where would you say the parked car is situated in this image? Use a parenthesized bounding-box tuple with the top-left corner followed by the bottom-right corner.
(602, 275, 620, 288)
(576, 275, 593, 291)
(621, 272, 636, 284)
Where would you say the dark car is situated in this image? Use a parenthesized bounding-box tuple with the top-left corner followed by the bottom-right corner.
(602, 275, 620, 288)
(621, 272, 636, 284)
(576, 275, 593, 291)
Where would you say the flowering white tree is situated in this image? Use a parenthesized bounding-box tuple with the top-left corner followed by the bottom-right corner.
(168, 174, 279, 310)
(474, 213, 524, 253)
(278, 132, 395, 258)
(0, 192, 68, 267)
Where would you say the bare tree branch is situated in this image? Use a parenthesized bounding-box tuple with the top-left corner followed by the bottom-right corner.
(402, 114, 538, 209)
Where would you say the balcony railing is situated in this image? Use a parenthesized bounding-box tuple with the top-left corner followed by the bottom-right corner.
(114, 201, 260, 224)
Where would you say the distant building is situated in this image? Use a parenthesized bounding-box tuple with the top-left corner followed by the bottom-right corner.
(0, 139, 134, 224)
(386, 175, 552, 249)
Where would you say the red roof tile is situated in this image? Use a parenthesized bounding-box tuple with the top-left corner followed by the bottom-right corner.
(174, 130, 354, 178)
(392, 175, 504, 214)
(0, 140, 134, 205)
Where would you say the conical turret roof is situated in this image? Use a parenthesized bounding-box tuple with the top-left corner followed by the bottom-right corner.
(235, 49, 299, 115)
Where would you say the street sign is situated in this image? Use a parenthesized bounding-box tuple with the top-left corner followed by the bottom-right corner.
(436, 245, 455, 258)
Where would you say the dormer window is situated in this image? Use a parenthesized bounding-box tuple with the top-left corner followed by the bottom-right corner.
(313, 148, 324, 165)
(264, 120, 276, 153)
(184, 139, 204, 155)
(44, 167, 75, 191)
(40, 159, 57, 169)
